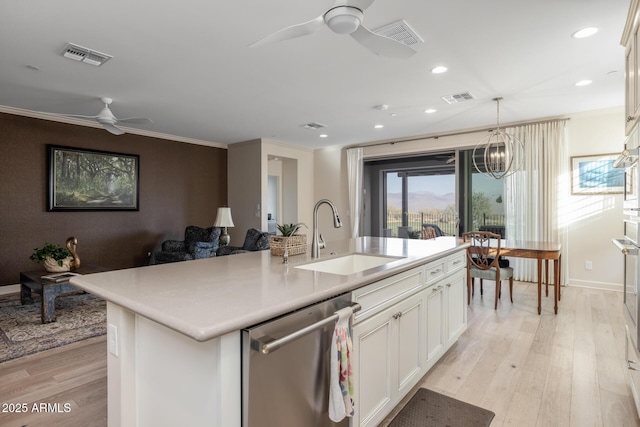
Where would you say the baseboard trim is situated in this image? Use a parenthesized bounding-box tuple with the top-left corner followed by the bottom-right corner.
(0, 284, 20, 296)
(567, 279, 622, 292)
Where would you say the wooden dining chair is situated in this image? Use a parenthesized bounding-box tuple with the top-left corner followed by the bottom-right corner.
(462, 231, 514, 309)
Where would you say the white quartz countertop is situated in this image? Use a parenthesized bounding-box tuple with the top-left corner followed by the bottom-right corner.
(71, 236, 467, 341)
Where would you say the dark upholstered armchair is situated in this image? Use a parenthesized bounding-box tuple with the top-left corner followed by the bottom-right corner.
(153, 226, 221, 264)
(216, 228, 270, 256)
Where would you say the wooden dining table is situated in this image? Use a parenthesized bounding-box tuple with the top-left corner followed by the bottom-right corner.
(496, 239, 562, 314)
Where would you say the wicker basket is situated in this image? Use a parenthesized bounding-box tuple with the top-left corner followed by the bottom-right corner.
(270, 234, 307, 256)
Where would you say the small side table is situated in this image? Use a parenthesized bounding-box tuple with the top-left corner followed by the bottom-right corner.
(20, 264, 108, 324)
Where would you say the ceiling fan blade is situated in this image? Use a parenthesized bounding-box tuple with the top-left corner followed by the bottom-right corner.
(249, 15, 325, 48)
(61, 114, 100, 120)
(116, 117, 153, 124)
(351, 26, 416, 58)
(343, 0, 375, 12)
(102, 123, 125, 135)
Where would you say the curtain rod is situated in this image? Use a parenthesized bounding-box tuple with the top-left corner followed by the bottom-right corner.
(347, 116, 571, 150)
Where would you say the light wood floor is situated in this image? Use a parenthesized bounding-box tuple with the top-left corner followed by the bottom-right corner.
(382, 281, 640, 426)
(1, 283, 639, 426)
(0, 335, 107, 427)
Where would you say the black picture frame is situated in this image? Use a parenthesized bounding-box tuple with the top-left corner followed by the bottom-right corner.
(47, 145, 140, 211)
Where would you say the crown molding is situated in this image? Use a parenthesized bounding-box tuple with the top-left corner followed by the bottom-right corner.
(0, 105, 228, 149)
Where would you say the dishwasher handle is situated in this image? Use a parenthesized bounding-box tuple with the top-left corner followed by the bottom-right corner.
(253, 302, 361, 355)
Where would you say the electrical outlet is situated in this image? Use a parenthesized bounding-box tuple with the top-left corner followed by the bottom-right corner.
(108, 323, 119, 357)
(585, 261, 593, 270)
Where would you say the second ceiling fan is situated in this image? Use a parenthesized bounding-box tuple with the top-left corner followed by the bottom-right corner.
(249, 0, 417, 59)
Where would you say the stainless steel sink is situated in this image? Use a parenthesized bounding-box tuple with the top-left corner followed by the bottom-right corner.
(295, 253, 403, 275)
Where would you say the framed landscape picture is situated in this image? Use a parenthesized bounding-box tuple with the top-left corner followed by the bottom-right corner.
(48, 145, 139, 211)
(570, 153, 624, 195)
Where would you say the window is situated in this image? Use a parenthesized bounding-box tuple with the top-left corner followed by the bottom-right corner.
(364, 153, 456, 237)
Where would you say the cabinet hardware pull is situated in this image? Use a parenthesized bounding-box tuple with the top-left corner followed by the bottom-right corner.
(446, 283, 451, 287)
(430, 269, 442, 275)
(628, 115, 634, 122)
(628, 359, 638, 370)
(392, 312, 403, 319)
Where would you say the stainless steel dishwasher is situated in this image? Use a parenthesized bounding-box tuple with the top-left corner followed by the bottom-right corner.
(242, 293, 359, 427)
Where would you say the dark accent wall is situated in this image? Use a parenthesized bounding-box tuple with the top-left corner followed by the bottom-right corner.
(0, 112, 227, 285)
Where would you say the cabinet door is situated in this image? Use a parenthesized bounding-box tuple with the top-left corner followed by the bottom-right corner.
(627, 38, 636, 134)
(352, 311, 394, 427)
(425, 284, 444, 369)
(635, 26, 640, 127)
(394, 293, 424, 396)
(446, 271, 467, 347)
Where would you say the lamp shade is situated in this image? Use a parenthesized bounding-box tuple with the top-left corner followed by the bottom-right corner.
(214, 207, 235, 227)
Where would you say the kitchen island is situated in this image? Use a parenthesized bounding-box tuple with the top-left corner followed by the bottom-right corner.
(71, 236, 468, 427)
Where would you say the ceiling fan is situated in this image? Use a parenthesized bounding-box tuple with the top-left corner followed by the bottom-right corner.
(61, 97, 153, 135)
(249, 0, 416, 59)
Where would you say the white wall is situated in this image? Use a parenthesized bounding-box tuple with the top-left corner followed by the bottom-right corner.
(228, 139, 262, 244)
(314, 147, 351, 244)
(262, 139, 314, 233)
(565, 107, 625, 290)
(229, 139, 314, 240)
(314, 106, 626, 290)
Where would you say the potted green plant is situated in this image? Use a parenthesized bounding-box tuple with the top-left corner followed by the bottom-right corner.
(270, 223, 308, 256)
(30, 243, 73, 272)
(276, 222, 306, 237)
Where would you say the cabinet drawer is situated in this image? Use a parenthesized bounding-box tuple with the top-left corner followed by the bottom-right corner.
(424, 260, 445, 285)
(353, 267, 423, 324)
(446, 251, 466, 274)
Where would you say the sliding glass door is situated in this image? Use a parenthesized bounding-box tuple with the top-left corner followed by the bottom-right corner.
(365, 153, 456, 237)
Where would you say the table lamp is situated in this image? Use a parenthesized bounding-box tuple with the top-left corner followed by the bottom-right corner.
(214, 207, 234, 246)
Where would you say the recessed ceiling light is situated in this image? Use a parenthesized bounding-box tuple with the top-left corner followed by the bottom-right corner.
(572, 27, 598, 38)
(424, 108, 437, 114)
(319, 134, 328, 138)
(389, 113, 397, 117)
(374, 104, 389, 110)
(431, 66, 448, 74)
(26, 64, 40, 71)
(374, 124, 384, 129)
(575, 79, 592, 86)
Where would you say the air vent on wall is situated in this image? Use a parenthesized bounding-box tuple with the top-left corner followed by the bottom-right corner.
(373, 20, 424, 46)
(301, 122, 327, 130)
(60, 43, 112, 66)
(441, 91, 475, 104)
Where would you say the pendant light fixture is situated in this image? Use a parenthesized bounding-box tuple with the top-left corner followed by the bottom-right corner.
(472, 97, 524, 179)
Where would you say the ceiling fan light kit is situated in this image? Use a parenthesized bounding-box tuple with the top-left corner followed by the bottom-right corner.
(325, 7, 363, 34)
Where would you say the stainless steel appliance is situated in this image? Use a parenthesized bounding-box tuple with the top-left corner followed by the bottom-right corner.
(613, 137, 640, 415)
(615, 130, 640, 215)
(242, 293, 359, 427)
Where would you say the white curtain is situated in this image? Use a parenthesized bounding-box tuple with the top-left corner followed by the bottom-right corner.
(504, 120, 569, 283)
(346, 147, 364, 238)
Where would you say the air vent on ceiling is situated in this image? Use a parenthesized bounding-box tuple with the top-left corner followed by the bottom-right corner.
(301, 122, 327, 130)
(373, 20, 424, 46)
(60, 43, 112, 66)
(441, 91, 476, 104)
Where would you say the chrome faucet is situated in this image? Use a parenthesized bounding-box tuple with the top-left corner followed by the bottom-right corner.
(311, 199, 342, 258)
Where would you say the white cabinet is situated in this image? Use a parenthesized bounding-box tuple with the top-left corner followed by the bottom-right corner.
(351, 248, 467, 427)
(425, 282, 444, 370)
(623, 0, 640, 134)
(445, 270, 467, 347)
(423, 266, 466, 370)
(352, 292, 424, 427)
